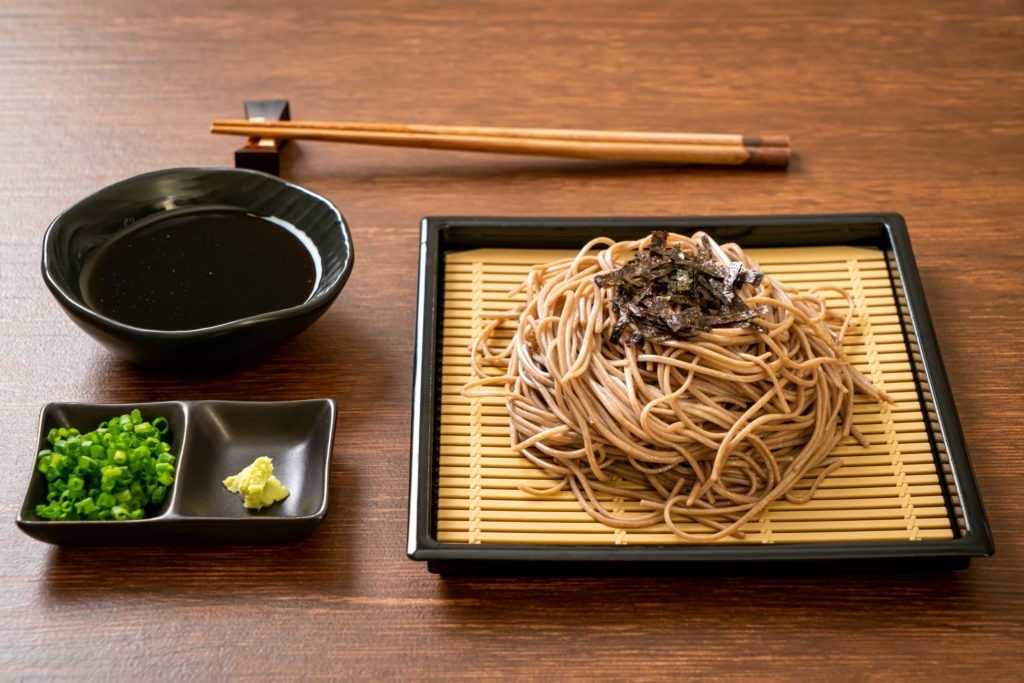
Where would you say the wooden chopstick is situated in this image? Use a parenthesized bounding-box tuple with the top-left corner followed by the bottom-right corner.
(210, 119, 790, 167)
(214, 119, 790, 148)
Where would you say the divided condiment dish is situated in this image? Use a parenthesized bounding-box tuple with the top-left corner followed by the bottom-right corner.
(17, 399, 336, 545)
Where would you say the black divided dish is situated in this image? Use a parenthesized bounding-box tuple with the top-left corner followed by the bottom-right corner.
(41, 168, 354, 367)
(407, 214, 994, 575)
(17, 399, 336, 545)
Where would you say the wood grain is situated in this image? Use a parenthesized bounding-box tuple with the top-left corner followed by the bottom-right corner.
(1, 0, 1022, 679)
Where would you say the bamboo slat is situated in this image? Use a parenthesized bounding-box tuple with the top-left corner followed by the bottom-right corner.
(435, 245, 953, 545)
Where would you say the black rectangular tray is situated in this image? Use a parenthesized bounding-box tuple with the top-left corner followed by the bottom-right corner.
(407, 214, 993, 575)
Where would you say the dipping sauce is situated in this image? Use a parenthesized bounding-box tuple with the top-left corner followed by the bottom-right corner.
(80, 209, 320, 330)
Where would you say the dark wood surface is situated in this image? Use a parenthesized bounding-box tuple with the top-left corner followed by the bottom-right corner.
(2, 0, 1022, 678)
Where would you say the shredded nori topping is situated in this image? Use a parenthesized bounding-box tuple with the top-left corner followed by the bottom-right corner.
(594, 231, 768, 345)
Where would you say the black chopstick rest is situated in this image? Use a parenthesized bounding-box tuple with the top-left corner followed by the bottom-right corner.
(234, 99, 291, 176)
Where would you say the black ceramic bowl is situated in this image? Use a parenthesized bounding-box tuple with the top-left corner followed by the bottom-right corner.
(41, 168, 353, 367)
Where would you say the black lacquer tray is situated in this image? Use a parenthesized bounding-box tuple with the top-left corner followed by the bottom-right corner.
(407, 214, 992, 575)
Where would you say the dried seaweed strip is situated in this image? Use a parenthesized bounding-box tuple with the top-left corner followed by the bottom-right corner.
(594, 231, 767, 345)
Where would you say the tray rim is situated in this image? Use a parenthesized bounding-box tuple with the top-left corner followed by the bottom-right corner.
(407, 213, 994, 570)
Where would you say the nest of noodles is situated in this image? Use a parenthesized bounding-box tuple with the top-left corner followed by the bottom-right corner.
(464, 232, 891, 542)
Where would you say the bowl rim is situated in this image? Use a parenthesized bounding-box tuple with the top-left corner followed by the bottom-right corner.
(40, 167, 354, 339)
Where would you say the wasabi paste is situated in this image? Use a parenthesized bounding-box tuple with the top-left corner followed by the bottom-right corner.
(223, 456, 289, 510)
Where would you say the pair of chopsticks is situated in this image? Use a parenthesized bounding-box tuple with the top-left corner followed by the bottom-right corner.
(210, 119, 791, 167)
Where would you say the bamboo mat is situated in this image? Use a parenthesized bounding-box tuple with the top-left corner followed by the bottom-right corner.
(437, 245, 954, 545)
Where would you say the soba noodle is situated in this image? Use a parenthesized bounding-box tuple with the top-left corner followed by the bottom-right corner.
(463, 232, 891, 542)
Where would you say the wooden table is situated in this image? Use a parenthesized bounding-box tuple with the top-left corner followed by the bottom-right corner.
(2, 0, 1022, 678)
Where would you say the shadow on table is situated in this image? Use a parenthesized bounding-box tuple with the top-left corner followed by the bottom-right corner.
(72, 308, 389, 412)
(69, 314, 354, 386)
(36, 305, 403, 603)
(435, 566, 979, 629)
(291, 149, 799, 187)
(36, 459, 360, 602)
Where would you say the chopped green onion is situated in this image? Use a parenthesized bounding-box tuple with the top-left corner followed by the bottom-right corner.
(34, 411, 177, 521)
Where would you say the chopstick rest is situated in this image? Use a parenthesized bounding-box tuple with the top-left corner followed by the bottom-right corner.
(234, 99, 291, 176)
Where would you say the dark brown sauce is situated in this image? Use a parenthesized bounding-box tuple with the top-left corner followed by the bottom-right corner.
(80, 209, 318, 330)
